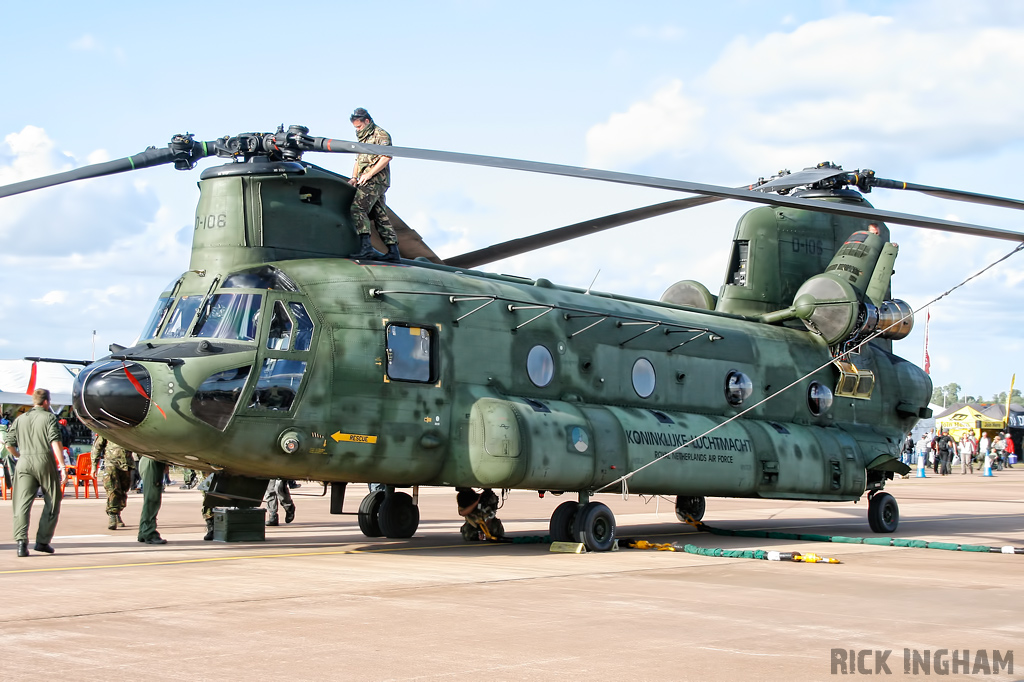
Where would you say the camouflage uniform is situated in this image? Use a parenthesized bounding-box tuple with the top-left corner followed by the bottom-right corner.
(137, 456, 166, 542)
(93, 436, 133, 524)
(351, 122, 397, 245)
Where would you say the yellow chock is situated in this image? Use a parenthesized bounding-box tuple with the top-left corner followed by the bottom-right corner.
(550, 541, 586, 554)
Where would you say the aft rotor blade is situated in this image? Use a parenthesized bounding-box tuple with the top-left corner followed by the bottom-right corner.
(0, 138, 215, 199)
(310, 138, 1024, 243)
(446, 195, 721, 269)
(870, 177, 1024, 212)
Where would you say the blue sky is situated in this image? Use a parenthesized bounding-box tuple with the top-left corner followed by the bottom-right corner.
(2, 0, 1023, 400)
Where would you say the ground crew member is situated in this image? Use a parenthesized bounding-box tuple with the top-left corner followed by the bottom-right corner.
(93, 435, 132, 530)
(4, 388, 66, 557)
(137, 456, 168, 544)
(264, 478, 296, 526)
(348, 107, 401, 262)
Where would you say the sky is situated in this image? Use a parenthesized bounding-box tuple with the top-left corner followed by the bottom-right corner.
(2, 0, 1023, 401)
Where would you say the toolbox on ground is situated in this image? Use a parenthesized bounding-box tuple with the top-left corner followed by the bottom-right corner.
(213, 507, 266, 542)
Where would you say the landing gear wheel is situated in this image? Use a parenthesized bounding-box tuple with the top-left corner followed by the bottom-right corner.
(358, 491, 385, 537)
(867, 491, 899, 533)
(549, 501, 579, 542)
(378, 492, 420, 538)
(675, 495, 706, 523)
(573, 501, 616, 552)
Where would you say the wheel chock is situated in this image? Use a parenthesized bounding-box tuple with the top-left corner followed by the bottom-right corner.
(550, 541, 586, 554)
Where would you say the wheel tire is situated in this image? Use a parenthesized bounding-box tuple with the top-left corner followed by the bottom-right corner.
(357, 491, 385, 537)
(573, 502, 616, 552)
(378, 492, 420, 538)
(867, 492, 899, 533)
(549, 501, 579, 542)
(674, 495, 707, 523)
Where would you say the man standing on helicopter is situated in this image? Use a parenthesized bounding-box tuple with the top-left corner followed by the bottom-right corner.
(348, 108, 401, 262)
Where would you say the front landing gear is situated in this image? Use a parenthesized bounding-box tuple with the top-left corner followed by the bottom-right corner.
(457, 488, 505, 541)
(548, 495, 617, 552)
(358, 488, 421, 539)
(867, 491, 899, 533)
(674, 495, 706, 523)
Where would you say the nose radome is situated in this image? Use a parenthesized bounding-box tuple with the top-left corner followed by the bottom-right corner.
(73, 361, 152, 429)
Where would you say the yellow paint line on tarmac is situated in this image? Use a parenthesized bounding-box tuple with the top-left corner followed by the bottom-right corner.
(0, 542, 488, 575)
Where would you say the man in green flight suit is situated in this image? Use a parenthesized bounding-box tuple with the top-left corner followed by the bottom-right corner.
(92, 435, 133, 530)
(137, 456, 168, 544)
(348, 108, 401, 262)
(4, 388, 66, 557)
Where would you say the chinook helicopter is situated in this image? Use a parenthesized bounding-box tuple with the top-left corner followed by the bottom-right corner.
(4, 125, 1024, 551)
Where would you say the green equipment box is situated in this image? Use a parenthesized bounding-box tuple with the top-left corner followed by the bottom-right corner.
(213, 507, 266, 542)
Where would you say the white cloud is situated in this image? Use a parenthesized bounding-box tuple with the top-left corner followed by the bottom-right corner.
(33, 291, 68, 305)
(585, 80, 705, 170)
(69, 34, 100, 51)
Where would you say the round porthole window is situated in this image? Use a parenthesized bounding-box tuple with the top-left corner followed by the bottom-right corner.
(632, 358, 656, 398)
(807, 381, 833, 415)
(725, 370, 753, 406)
(527, 345, 554, 387)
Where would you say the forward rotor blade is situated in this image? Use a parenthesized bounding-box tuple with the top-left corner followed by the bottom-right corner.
(870, 177, 1024, 212)
(0, 138, 215, 199)
(310, 138, 1024, 243)
(446, 195, 721, 269)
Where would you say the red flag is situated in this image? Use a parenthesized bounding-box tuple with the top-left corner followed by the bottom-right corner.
(26, 361, 37, 394)
(923, 310, 931, 375)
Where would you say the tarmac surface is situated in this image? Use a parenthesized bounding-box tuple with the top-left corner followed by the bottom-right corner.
(0, 469, 1022, 681)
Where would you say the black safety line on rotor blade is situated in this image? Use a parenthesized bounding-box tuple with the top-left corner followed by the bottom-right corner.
(315, 139, 1024, 242)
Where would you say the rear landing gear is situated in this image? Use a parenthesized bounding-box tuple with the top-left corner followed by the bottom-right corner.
(547, 496, 617, 551)
(867, 491, 899, 533)
(675, 495, 706, 523)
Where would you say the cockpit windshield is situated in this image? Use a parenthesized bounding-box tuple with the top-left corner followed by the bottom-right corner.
(160, 295, 204, 339)
(139, 297, 174, 341)
(193, 293, 263, 342)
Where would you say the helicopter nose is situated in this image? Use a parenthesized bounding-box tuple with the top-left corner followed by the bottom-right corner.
(73, 361, 152, 429)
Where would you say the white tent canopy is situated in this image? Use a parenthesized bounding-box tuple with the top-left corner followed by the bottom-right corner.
(0, 359, 77, 408)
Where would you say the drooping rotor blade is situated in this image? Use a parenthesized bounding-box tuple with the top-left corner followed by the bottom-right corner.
(309, 138, 1024, 243)
(446, 195, 721, 269)
(0, 136, 215, 199)
(751, 166, 847, 193)
(379, 206, 444, 263)
(868, 177, 1024, 212)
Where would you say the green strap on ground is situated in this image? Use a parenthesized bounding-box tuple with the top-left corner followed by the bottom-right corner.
(691, 521, 1014, 554)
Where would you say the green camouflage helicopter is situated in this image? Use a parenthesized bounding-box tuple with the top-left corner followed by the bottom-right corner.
(5, 126, 1023, 550)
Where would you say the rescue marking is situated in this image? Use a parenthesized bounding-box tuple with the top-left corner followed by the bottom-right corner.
(331, 432, 378, 444)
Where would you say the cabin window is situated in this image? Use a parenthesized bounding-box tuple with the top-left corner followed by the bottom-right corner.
(725, 370, 753, 406)
(249, 358, 307, 411)
(193, 293, 263, 342)
(526, 345, 554, 388)
(289, 302, 315, 351)
(140, 297, 173, 340)
(160, 295, 204, 339)
(386, 324, 433, 382)
(267, 301, 293, 351)
(807, 381, 833, 416)
(191, 366, 252, 430)
(632, 358, 656, 398)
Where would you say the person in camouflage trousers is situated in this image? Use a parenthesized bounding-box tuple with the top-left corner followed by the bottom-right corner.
(348, 108, 401, 262)
(93, 435, 133, 530)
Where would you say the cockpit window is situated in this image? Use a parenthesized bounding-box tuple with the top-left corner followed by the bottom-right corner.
(140, 297, 174, 341)
(192, 366, 252, 431)
(249, 358, 307, 411)
(193, 293, 263, 342)
(222, 266, 299, 292)
(160, 295, 204, 339)
(267, 301, 293, 351)
(289, 302, 314, 351)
